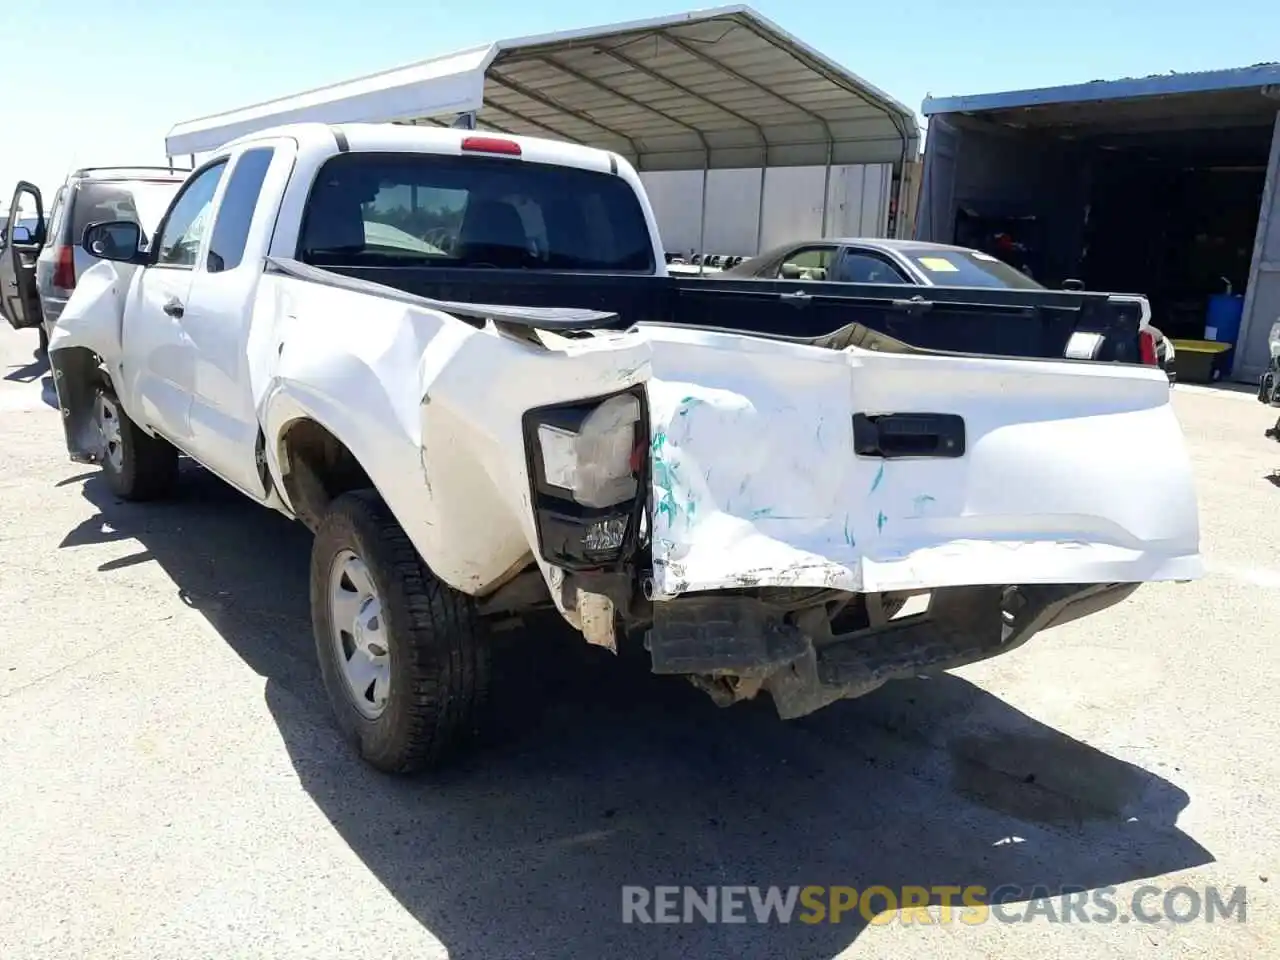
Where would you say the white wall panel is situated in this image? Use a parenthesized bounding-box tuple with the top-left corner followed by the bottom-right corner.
(703, 168, 763, 254)
(637, 170, 704, 256)
(642, 164, 896, 257)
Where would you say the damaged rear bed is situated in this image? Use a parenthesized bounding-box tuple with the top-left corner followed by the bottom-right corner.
(281, 263, 1199, 719)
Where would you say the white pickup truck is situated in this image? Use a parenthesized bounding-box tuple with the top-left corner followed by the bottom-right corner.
(43, 122, 1201, 774)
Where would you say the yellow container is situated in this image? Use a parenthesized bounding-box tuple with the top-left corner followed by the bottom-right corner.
(1170, 339, 1233, 384)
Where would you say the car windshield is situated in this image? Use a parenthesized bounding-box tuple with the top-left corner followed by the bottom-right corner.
(298, 151, 655, 272)
(72, 179, 183, 246)
(904, 248, 1044, 289)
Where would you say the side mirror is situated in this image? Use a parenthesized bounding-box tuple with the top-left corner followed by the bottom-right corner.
(10, 226, 33, 244)
(82, 220, 143, 263)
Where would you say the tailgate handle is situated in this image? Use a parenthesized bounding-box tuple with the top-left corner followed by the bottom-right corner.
(852, 413, 965, 459)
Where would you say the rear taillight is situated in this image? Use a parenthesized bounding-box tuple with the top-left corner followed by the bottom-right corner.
(1139, 329, 1158, 365)
(536, 392, 642, 508)
(524, 388, 647, 570)
(52, 245, 76, 292)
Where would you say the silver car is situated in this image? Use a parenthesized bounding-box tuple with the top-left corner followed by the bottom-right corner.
(1, 167, 188, 352)
(722, 237, 1176, 380)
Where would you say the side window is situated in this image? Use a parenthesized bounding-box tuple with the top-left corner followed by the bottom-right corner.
(838, 251, 911, 285)
(154, 161, 227, 268)
(206, 148, 275, 273)
(777, 246, 837, 281)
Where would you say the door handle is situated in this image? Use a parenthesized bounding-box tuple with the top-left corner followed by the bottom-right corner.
(163, 298, 184, 318)
(779, 290, 810, 302)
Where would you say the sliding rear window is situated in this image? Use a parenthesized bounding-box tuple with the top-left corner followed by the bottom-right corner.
(297, 151, 655, 272)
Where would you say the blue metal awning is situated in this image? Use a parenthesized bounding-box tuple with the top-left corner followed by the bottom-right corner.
(923, 63, 1280, 117)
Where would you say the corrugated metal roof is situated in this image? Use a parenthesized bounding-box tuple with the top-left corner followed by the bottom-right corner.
(922, 62, 1280, 117)
(166, 6, 918, 172)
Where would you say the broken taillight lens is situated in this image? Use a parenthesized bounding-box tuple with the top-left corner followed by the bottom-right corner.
(523, 387, 648, 569)
(535, 392, 642, 508)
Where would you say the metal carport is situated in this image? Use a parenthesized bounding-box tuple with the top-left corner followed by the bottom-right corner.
(165, 6, 920, 254)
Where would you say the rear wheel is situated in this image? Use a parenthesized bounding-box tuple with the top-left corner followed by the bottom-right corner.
(36, 326, 48, 356)
(311, 490, 493, 774)
(92, 388, 179, 500)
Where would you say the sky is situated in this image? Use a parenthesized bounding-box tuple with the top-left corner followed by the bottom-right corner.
(5, 0, 1280, 209)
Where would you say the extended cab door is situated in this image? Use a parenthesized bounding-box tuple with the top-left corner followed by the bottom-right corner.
(181, 138, 296, 498)
(123, 160, 228, 446)
(0, 182, 45, 329)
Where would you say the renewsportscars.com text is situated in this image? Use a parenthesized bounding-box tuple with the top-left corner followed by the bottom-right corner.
(621, 884, 1248, 926)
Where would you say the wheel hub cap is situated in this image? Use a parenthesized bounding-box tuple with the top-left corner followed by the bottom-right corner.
(94, 394, 124, 472)
(328, 550, 391, 719)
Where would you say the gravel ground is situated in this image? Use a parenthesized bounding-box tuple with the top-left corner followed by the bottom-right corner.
(0, 323, 1276, 959)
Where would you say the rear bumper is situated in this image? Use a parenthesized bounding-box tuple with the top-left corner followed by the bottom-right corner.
(646, 581, 1139, 719)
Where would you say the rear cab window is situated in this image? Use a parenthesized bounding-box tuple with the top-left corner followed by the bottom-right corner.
(297, 152, 655, 272)
(906, 248, 1044, 289)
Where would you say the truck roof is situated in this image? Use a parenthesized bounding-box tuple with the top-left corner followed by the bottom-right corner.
(221, 121, 625, 176)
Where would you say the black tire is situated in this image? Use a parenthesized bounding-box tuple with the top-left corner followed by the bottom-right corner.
(95, 387, 179, 501)
(311, 490, 492, 774)
(36, 325, 48, 356)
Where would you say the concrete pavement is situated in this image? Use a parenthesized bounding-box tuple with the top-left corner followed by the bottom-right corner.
(0, 321, 1276, 959)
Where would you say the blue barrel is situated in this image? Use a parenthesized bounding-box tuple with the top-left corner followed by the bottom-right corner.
(1205, 294, 1245, 348)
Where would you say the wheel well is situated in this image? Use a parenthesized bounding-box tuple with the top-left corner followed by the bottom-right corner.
(278, 419, 373, 530)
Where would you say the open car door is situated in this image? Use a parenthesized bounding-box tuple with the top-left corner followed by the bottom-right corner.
(0, 181, 45, 330)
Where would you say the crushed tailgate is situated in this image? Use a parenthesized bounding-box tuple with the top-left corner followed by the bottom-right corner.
(643, 325, 1201, 599)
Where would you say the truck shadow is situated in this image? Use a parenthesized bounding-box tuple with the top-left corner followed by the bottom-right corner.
(3, 355, 58, 410)
(4, 357, 46, 383)
(62, 465, 1214, 959)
